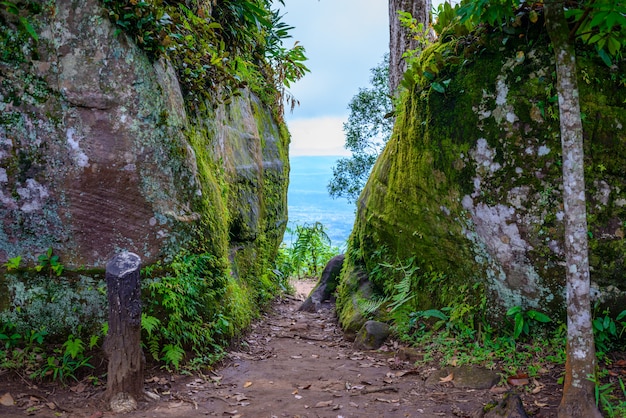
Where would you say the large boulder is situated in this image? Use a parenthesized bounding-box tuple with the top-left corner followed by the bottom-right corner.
(0, 0, 288, 271)
(299, 254, 344, 312)
(337, 20, 625, 325)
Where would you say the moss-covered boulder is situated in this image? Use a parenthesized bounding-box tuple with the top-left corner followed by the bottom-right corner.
(0, 0, 289, 333)
(0, 0, 287, 266)
(337, 23, 625, 328)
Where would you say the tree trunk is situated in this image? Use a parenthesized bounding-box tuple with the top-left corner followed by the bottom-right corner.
(388, 0, 431, 94)
(544, 2, 602, 417)
(104, 252, 144, 412)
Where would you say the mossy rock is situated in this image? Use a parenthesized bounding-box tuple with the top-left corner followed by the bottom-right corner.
(338, 23, 626, 325)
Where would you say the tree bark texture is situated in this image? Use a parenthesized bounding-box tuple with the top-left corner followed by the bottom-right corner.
(544, 2, 602, 417)
(389, 0, 431, 94)
(104, 252, 144, 405)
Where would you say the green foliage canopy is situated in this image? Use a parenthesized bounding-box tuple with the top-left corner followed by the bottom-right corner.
(327, 55, 393, 203)
(101, 0, 309, 113)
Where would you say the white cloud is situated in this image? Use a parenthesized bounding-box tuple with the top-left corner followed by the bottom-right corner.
(287, 116, 351, 157)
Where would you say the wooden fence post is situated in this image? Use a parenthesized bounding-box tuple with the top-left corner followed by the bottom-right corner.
(104, 252, 143, 413)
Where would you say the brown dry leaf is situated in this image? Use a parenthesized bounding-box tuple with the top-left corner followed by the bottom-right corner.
(534, 400, 549, 408)
(70, 382, 87, 393)
(489, 386, 508, 394)
(46, 402, 56, 410)
(243, 381, 253, 388)
(0, 393, 14, 406)
(507, 377, 530, 386)
(439, 372, 454, 383)
(349, 401, 359, 408)
(292, 389, 299, 395)
(314, 400, 334, 408)
(531, 378, 545, 394)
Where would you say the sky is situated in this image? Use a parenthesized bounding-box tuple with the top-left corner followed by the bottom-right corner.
(276, 0, 390, 156)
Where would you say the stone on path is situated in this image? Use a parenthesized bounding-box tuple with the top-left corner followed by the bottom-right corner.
(426, 365, 500, 390)
(354, 320, 391, 350)
(299, 254, 344, 312)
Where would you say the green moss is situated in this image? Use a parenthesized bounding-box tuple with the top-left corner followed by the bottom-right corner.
(337, 22, 626, 327)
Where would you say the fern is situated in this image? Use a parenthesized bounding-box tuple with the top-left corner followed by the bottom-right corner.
(63, 335, 85, 359)
(162, 344, 185, 369)
(141, 314, 161, 337)
(147, 338, 161, 361)
(358, 296, 389, 316)
(389, 272, 415, 313)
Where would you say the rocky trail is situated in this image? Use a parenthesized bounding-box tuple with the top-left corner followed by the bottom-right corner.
(0, 279, 563, 418)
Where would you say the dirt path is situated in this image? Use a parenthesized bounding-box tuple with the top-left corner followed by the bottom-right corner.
(0, 280, 562, 417)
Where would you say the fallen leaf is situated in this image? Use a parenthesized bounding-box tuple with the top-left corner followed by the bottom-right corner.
(534, 400, 548, 408)
(489, 386, 508, 394)
(531, 378, 545, 394)
(292, 389, 298, 395)
(299, 384, 311, 390)
(349, 401, 359, 408)
(439, 373, 454, 383)
(46, 402, 56, 410)
(234, 394, 248, 402)
(375, 397, 399, 403)
(243, 381, 253, 388)
(0, 393, 14, 406)
(290, 355, 303, 359)
(70, 383, 86, 393)
(294, 395, 303, 400)
(507, 377, 530, 386)
(314, 400, 333, 408)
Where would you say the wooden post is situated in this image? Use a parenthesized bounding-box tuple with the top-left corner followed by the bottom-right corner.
(104, 252, 143, 412)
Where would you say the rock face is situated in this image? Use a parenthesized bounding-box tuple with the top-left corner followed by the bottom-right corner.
(338, 24, 625, 326)
(0, 1, 288, 273)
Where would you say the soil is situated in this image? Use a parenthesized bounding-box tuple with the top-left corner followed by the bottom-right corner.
(0, 279, 565, 418)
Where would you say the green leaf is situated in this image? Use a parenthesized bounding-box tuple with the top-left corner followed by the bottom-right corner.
(528, 310, 551, 323)
(597, 48, 613, 67)
(431, 82, 445, 94)
(593, 317, 604, 331)
(514, 314, 524, 339)
(607, 36, 621, 57)
(506, 306, 522, 316)
(419, 309, 449, 321)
